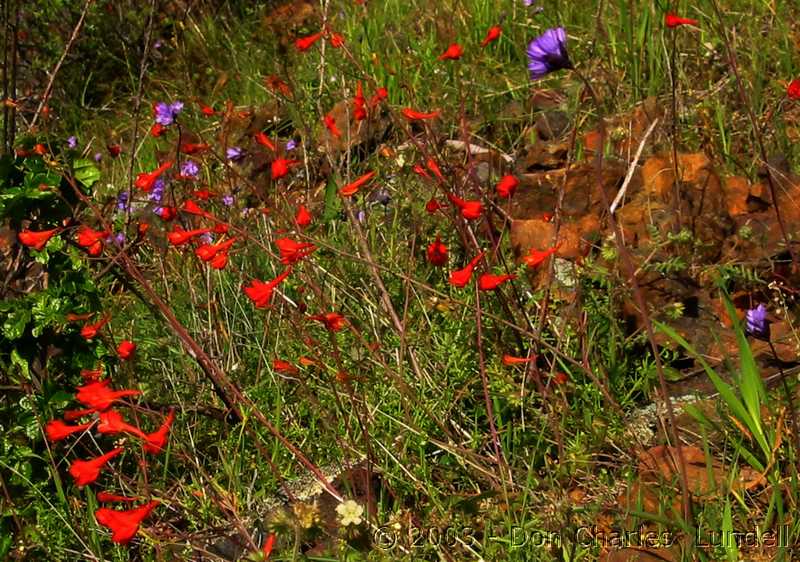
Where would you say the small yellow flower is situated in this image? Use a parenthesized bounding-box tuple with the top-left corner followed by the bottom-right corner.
(336, 500, 364, 527)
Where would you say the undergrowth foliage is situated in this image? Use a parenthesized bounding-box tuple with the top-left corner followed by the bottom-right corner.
(3, 0, 800, 560)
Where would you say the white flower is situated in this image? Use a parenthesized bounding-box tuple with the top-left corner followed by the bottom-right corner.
(336, 500, 364, 527)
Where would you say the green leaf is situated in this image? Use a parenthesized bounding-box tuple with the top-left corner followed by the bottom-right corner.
(73, 158, 101, 188)
(322, 175, 341, 221)
(3, 308, 31, 340)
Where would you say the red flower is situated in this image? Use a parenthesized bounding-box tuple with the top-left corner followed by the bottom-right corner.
(117, 340, 136, 360)
(522, 245, 559, 268)
(95, 500, 159, 544)
(76, 226, 108, 247)
(158, 206, 177, 221)
(97, 410, 147, 440)
(262, 533, 276, 558)
(665, 12, 698, 27)
(481, 25, 502, 47)
(69, 447, 123, 487)
(502, 354, 535, 366)
(339, 171, 376, 197)
(182, 199, 211, 217)
(19, 228, 59, 251)
(76, 379, 141, 411)
(45, 419, 93, 442)
(353, 81, 367, 121)
(272, 359, 299, 376)
(329, 32, 345, 48)
(295, 31, 324, 52)
(477, 273, 516, 291)
(108, 144, 122, 158)
(179, 142, 210, 154)
(243, 268, 292, 308)
(167, 227, 211, 246)
(209, 251, 229, 270)
(134, 161, 173, 192)
(788, 79, 800, 100)
(448, 252, 485, 288)
(143, 409, 175, 454)
(323, 114, 341, 138)
(295, 204, 312, 228)
(309, 312, 347, 332)
(437, 43, 463, 61)
(97, 491, 138, 503)
(80, 316, 111, 340)
(369, 87, 388, 108)
(200, 104, 216, 117)
(425, 158, 444, 180)
(413, 164, 430, 179)
(275, 238, 317, 265)
(495, 175, 519, 198)
(402, 108, 440, 121)
(150, 123, 166, 137)
(446, 193, 483, 220)
(425, 198, 442, 213)
(80, 367, 104, 381)
(64, 408, 96, 421)
(196, 238, 235, 262)
(255, 132, 277, 151)
(271, 158, 300, 180)
(426, 236, 448, 266)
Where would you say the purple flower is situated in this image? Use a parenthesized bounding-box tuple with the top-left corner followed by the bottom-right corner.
(153, 39, 162, 50)
(154, 101, 183, 126)
(199, 232, 213, 245)
(94, 152, 103, 162)
(745, 304, 770, 340)
(226, 146, 244, 161)
(116, 191, 130, 212)
(286, 139, 297, 151)
(222, 194, 234, 207)
(149, 178, 165, 203)
(181, 159, 199, 178)
(67, 136, 77, 149)
(527, 27, 572, 80)
(106, 232, 126, 246)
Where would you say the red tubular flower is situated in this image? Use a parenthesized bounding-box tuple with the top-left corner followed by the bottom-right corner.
(413, 164, 430, 179)
(98, 410, 147, 440)
(502, 354, 536, 366)
(196, 238, 235, 262)
(353, 81, 367, 121)
(76, 226, 109, 249)
(80, 316, 111, 340)
(426, 236, 448, 266)
(244, 268, 292, 308)
(69, 447, 123, 487)
(425, 198, 442, 213)
(255, 132, 277, 151)
(665, 12, 698, 27)
(481, 25, 502, 47)
(80, 367, 104, 381)
(495, 175, 519, 198)
(437, 43, 463, 61)
(275, 238, 317, 265)
(295, 31, 324, 52)
(788, 79, 800, 100)
(95, 500, 159, 544)
(339, 171, 376, 197)
(262, 533, 276, 558)
(448, 252, 485, 288)
(200, 104, 216, 117)
(477, 273, 516, 291)
(117, 340, 136, 360)
(329, 32, 345, 48)
(179, 142, 210, 154)
(273, 359, 299, 376)
(167, 227, 211, 246)
(402, 108, 440, 121)
(97, 491, 138, 503)
(309, 312, 347, 332)
(45, 419, 93, 442)
(158, 206, 177, 221)
(446, 193, 483, 220)
(150, 123, 165, 137)
(369, 87, 388, 108)
(295, 204, 312, 228)
(134, 161, 173, 192)
(425, 158, 444, 180)
(76, 379, 141, 411)
(323, 114, 341, 138)
(182, 199, 210, 217)
(18, 228, 59, 251)
(271, 158, 300, 180)
(143, 409, 175, 454)
(64, 408, 96, 421)
(522, 245, 559, 268)
(108, 144, 122, 158)
(209, 251, 229, 270)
